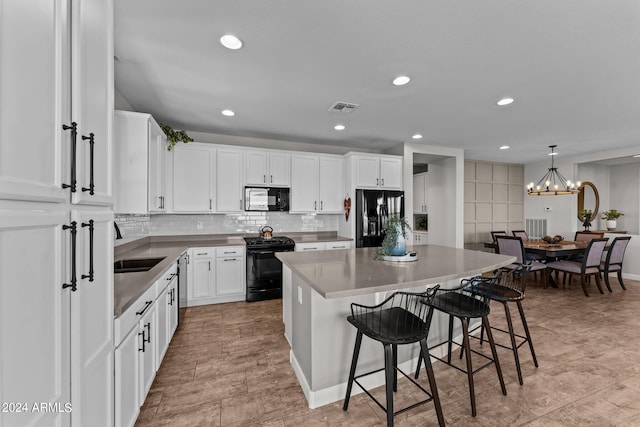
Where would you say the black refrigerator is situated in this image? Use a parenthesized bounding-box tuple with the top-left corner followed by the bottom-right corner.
(355, 189, 405, 248)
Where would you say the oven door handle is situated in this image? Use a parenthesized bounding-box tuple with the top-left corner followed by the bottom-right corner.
(249, 250, 277, 255)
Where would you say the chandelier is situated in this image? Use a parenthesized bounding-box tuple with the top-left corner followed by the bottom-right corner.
(527, 145, 580, 196)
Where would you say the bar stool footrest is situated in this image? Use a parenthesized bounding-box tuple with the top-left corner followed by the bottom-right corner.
(352, 365, 437, 416)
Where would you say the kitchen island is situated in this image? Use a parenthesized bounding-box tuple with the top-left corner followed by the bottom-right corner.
(276, 244, 515, 408)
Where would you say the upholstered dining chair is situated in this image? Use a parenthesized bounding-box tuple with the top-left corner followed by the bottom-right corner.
(495, 236, 547, 285)
(574, 231, 604, 242)
(546, 238, 607, 297)
(512, 230, 545, 262)
(511, 230, 529, 242)
(490, 231, 508, 253)
(599, 236, 632, 291)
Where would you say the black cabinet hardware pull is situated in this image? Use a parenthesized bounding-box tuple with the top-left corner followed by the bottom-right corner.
(145, 322, 151, 343)
(81, 133, 95, 195)
(81, 220, 94, 282)
(62, 122, 77, 192)
(136, 300, 153, 316)
(62, 221, 78, 291)
(139, 331, 146, 352)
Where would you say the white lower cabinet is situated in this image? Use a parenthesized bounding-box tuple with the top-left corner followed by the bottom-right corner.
(138, 301, 157, 403)
(114, 263, 178, 427)
(295, 241, 352, 251)
(187, 246, 245, 306)
(114, 327, 140, 427)
(414, 232, 429, 244)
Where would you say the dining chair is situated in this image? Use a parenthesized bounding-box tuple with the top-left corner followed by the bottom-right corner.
(490, 231, 508, 253)
(491, 231, 508, 242)
(546, 238, 607, 297)
(495, 236, 547, 286)
(599, 236, 632, 291)
(512, 230, 545, 262)
(569, 231, 605, 261)
(574, 231, 604, 242)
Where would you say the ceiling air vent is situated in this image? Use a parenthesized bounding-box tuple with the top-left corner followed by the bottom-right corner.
(328, 102, 359, 113)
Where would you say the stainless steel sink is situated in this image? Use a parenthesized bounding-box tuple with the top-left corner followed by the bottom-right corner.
(114, 257, 165, 273)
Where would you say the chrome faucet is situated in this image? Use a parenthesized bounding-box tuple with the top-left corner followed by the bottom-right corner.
(114, 222, 123, 240)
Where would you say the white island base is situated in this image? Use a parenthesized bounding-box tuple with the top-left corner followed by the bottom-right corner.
(278, 245, 515, 408)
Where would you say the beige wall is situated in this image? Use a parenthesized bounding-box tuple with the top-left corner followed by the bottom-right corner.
(464, 160, 524, 244)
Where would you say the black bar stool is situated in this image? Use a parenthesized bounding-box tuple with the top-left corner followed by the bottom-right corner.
(416, 274, 507, 417)
(343, 287, 445, 427)
(467, 265, 538, 385)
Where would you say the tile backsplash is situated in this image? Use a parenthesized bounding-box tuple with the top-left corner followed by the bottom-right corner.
(115, 212, 339, 241)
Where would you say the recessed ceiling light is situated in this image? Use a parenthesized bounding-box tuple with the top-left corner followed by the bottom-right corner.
(392, 76, 411, 86)
(548, 150, 558, 156)
(412, 134, 423, 140)
(634, 154, 640, 158)
(497, 97, 514, 106)
(221, 109, 235, 117)
(499, 145, 510, 150)
(334, 124, 346, 131)
(220, 34, 243, 50)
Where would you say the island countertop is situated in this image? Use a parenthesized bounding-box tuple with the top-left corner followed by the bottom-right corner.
(276, 244, 516, 299)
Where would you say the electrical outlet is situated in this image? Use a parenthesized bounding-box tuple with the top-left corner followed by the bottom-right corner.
(196, 221, 203, 230)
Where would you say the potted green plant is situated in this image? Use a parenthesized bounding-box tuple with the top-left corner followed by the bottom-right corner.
(159, 123, 193, 151)
(601, 209, 623, 231)
(377, 216, 411, 257)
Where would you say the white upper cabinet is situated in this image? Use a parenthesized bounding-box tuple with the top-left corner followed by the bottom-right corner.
(216, 148, 243, 212)
(318, 156, 345, 213)
(291, 154, 344, 213)
(245, 151, 290, 187)
(352, 154, 403, 190)
(0, 1, 68, 203)
(0, 0, 114, 207)
(71, 0, 114, 206)
(290, 154, 318, 213)
(147, 120, 169, 213)
(172, 143, 215, 213)
(114, 111, 169, 214)
(413, 172, 428, 213)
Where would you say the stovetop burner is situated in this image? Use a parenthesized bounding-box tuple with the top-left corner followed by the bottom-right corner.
(244, 235, 295, 249)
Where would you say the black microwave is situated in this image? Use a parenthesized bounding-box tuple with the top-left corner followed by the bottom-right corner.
(245, 187, 290, 212)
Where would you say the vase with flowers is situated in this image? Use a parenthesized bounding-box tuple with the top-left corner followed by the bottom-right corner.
(377, 216, 411, 258)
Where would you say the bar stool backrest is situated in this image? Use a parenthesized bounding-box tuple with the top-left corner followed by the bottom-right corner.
(349, 287, 439, 343)
(496, 235, 525, 264)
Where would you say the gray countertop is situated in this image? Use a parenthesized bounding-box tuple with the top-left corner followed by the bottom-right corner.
(276, 245, 516, 299)
(113, 232, 352, 317)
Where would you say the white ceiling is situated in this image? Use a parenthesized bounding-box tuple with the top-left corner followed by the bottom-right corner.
(114, 0, 640, 164)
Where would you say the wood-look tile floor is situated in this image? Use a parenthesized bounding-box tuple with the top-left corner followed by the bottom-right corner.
(135, 277, 640, 426)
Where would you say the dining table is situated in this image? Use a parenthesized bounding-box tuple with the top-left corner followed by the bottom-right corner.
(484, 239, 609, 288)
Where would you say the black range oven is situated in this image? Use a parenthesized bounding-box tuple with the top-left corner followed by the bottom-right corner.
(244, 236, 295, 302)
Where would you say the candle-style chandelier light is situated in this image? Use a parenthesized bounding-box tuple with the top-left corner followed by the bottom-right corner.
(527, 145, 580, 196)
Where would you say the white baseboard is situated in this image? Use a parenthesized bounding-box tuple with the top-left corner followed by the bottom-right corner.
(289, 343, 453, 409)
(185, 294, 245, 307)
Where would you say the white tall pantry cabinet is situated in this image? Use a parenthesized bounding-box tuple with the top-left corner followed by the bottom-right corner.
(0, 1, 114, 426)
